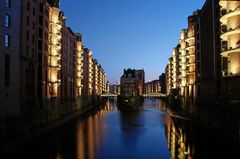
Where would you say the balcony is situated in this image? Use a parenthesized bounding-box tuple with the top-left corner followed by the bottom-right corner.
(179, 54, 186, 59)
(220, 26, 240, 40)
(77, 54, 83, 58)
(77, 61, 83, 65)
(179, 61, 185, 65)
(49, 79, 61, 85)
(219, 1, 227, 9)
(186, 61, 195, 66)
(49, 32, 62, 39)
(221, 45, 240, 57)
(49, 21, 62, 29)
(76, 75, 83, 79)
(185, 36, 194, 42)
(48, 64, 61, 71)
(49, 53, 61, 59)
(222, 69, 229, 77)
(186, 43, 195, 50)
(222, 69, 240, 78)
(49, 43, 61, 50)
(188, 68, 195, 73)
(76, 62, 83, 67)
(220, 9, 227, 16)
(220, 7, 240, 24)
(221, 25, 227, 33)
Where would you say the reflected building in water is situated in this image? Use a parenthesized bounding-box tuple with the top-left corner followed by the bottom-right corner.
(76, 100, 118, 159)
(76, 112, 101, 159)
(165, 116, 195, 159)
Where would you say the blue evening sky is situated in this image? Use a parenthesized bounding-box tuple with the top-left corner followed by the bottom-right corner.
(60, 0, 205, 84)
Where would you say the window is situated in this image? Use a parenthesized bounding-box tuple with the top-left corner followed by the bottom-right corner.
(5, 14, 10, 27)
(45, 20, 48, 28)
(44, 42, 48, 51)
(32, 48, 34, 58)
(32, 21, 35, 29)
(5, 34, 9, 47)
(38, 28, 43, 39)
(38, 40, 42, 51)
(6, 0, 10, 8)
(27, 30, 29, 41)
(32, 34, 35, 44)
(39, 3, 43, 13)
(27, 16, 29, 26)
(27, 1, 30, 11)
(5, 54, 10, 87)
(33, 7, 35, 16)
(44, 32, 48, 40)
(26, 45, 29, 55)
(39, 15, 43, 26)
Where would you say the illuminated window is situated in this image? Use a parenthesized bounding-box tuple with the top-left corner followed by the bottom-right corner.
(6, 0, 10, 7)
(5, 34, 9, 47)
(5, 14, 10, 27)
(27, 1, 30, 11)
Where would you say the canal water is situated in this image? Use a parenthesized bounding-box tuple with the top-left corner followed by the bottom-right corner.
(6, 99, 238, 159)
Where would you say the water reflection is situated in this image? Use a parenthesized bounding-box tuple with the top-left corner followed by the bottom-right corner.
(164, 109, 239, 159)
(165, 115, 195, 159)
(5, 99, 238, 159)
(76, 99, 118, 159)
(75, 99, 170, 159)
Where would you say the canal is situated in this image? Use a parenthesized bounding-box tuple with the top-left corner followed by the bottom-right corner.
(6, 99, 238, 159)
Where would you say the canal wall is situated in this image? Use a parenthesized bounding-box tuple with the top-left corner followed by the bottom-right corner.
(0, 96, 106, 154)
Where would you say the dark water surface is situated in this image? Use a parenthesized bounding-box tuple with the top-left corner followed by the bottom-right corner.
(6, 99, 238, 159)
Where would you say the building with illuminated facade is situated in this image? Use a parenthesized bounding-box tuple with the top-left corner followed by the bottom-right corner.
(74, 33, 84, 97)
(145, 80, 160, 94)
(165, 11, 200, 111)
(61, 20, 75, 114)
(219, 0, 240, 101)
(110, 84, 121, 95)
(0, 0, 58, 130)
(165, 0, 239, 136)
(166, 57, 173, 96)
(98, 65, 107, 94)
(82, 48, 93, 96)
(0, 0, 108, 139)
(93, 59, 99, 96)
(137, 69, 145, 96)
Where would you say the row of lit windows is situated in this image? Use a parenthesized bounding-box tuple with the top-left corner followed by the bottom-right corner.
(5, 0, 11, 87)
(5, 34, 9, 47)
(5, 0, 11, 47)
(6, 0, 10, 8)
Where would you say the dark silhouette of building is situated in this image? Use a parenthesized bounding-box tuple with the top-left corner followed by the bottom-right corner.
(198, 0, 221, 106)
(159, 73, 166, 93)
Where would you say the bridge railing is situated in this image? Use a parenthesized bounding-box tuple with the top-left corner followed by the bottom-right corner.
(100, 94, 118, 97)
(143, 93, 166, 98)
